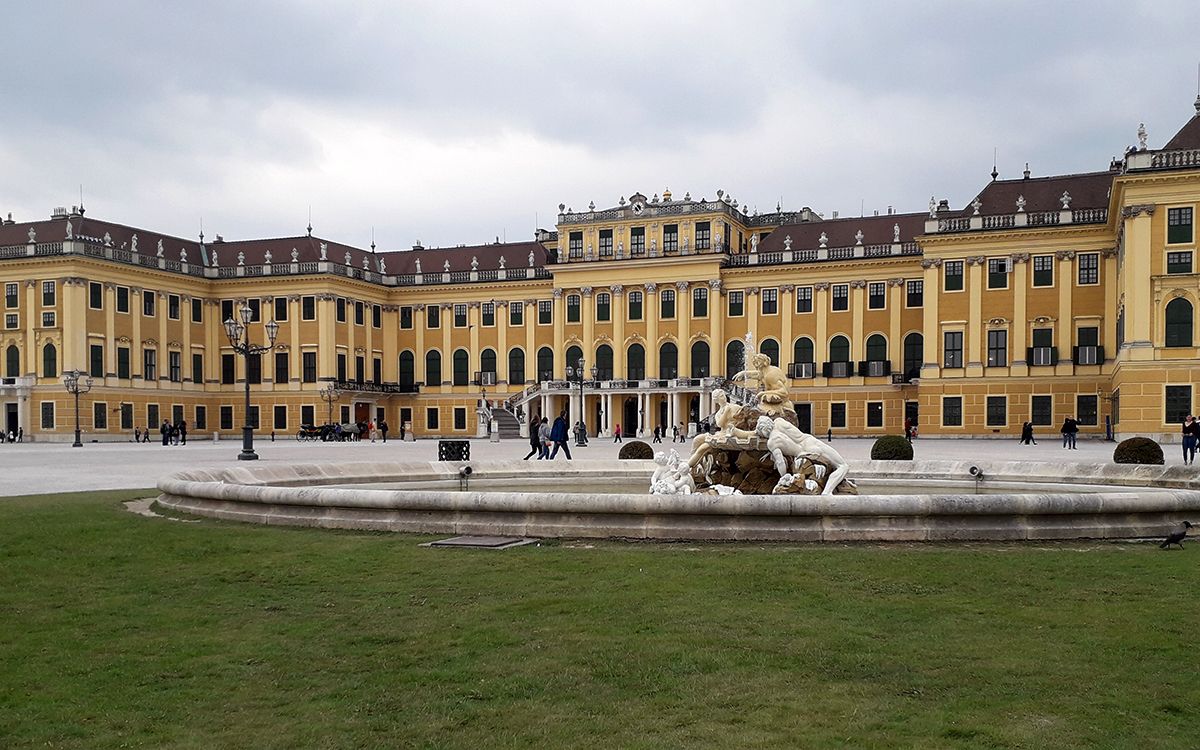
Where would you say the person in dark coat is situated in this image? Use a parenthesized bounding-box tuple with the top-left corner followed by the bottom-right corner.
(160, 420, 171, 446)
(1020, 422, 1037, 445)
(380, 419, 389, 443)
(1061, 416, 1079, 449)
(523, 415, 541, 460)
(1182, 415, 1199, 465)
(549, 410, 572, 459)
(178, 419, 188, 445)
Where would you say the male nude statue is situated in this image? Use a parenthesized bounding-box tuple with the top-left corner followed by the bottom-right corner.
(755, 416, 849, 495)
(731, 353, 793, 413)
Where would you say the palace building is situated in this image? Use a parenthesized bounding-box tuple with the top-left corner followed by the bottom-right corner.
(3, 99, 1200, 443)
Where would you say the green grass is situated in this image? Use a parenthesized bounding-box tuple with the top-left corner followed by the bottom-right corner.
(1, 490, 1198, 748)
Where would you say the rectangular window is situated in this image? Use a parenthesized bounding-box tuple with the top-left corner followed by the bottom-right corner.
(340, 405, 350, 424)
(355, 356, 364, 383)
(830, 402, 846, 429)
(191, 298, 203, 323)
(942, 397, 963, 427)
(728, 291, 744, 317)
(537, 300, 552, 325)
(194, 405, 207, 430)
(692, 287, 708, 317)
(147, 403, 159, 430)
(117, 347, 130, 379)
(399, 305, 413, 329)
(1031, 395, 1053, 426)
(986, 329, 1008, 367)
(89, 344, 104, 378)
(247, 353, 262, 385)
(274, 351, 289, 383)
(372, 302, 383, 327)
(1168, 207, 1194, 245)
(630, 226, 645, 256)
(42, 281, 56, 306)
(599, 229, 613, 257)
(1167, 251, 1193, 274)
(454, 407, 467, 431)
(986, 396, 1007, 427)
(453, 303, 468, 328)
(831, 284, 848, 312)
(568, 231, 583, 259)
(797, 286, 813, 313)
(89, 282, 103, 309)
(569, 295, 583, 327)
(1075, 326, 1101, 365)
(627, 291, 643, 321)
(221, 353, 235, 384)
(192, 353, 203, 384)
(143, 348, 157, 380)
(426, 407, 440, 430)
(5, 313, 17, 329)
(302, 296, 316, 321)
(596, 293, 610, 321)
(41, 312, 55, 328)
(92, 402, 107, 430)
(663, 224, 678, 253)
(1030, 328, 1056, 366)
(168, 294, 180, 320)
(245, 298, 260, 322)
(1077, 395, 1098, 426)
(372, 357, 381, 385)
(867, 282, 885, 310)
(354, 301, 364, 326)
(1033, 255, 1054, 286)
(906, 280, 923, 308)
(247, 405, 260, 430)
(762, 288, 778, 315)
(1166, 385, 1192, 424)
(302, 351, 317, 383)
(274, 296, 288, 322)
(143, 291, 156, 317)
(695, 221, 711, 251)
(120, 403, 133, 430)
(866, 401, 883, 428)
(426, 305, 440, 329)
(944, 261, 964, 291)
(1078, 253, 1099, 285)
(221, 299, 235, 323)
(987, 258, 1009, 289)
(482, 302, 495, 326)
(660, 289, 675, 319)
(301, 405, 314, 427)
(168, 351, 181, 382)
(336, 298, 346, 323)
(509, 303, 523, 326)
(943, 331, 963, 368)
(337, 353, 347, 381)
(41, 401, 55, 430)
(274, 405, 287, 430)
(220, 405, 233, 430)
(5, 282, 17, 308)
(116, 286, 129, 313)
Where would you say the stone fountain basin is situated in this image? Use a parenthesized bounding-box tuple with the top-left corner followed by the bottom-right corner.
(155, 460, 1200, 542)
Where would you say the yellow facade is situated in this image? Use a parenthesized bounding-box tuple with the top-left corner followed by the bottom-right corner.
(3, 105, 1200, 443)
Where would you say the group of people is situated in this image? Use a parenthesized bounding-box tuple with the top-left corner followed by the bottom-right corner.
(1017, 417, 1080, 448)
(0, 427, 23, 443)
(525, 411, 573, 460)
(649, 424, 689, 443)
(132, 420, 189, 445)
(1181, 415, 1200, 465)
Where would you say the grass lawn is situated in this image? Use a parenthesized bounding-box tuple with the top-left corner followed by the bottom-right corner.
(1, 490, 1198, 748)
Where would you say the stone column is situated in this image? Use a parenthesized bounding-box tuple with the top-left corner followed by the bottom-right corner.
(611, 285, 625, 379)
(849, 280, 866, 362)
(644, 283, 658, 378)
(552, 289, 564, 375)
(676, 282, 691, 376)
(1010, 255, 1029, 376)
(104, 283, 116, 380)
(708, 280, 723, 371)
(919, 260, 941, 377)
(1055, 251, 1075, 376)
(966, 257, 985, 375)
(413, 303, 426, 386)
(580, 287, 594, 377)
(814, 283, 829, 382)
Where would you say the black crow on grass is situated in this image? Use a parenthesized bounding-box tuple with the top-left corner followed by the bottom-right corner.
(1160, 521, 1193, 550)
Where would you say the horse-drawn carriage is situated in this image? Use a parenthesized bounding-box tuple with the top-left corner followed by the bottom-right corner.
(296, 423, 362, 442)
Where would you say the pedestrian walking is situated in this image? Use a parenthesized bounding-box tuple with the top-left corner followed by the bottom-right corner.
(399, 421, 406, 441)
(179, 420, 187, 445)
(549, 410, 572, 459)
(1183, 415, 1200, 465)
(523, 415, 541, 460)
(1060, 416, 1079, 449)
(652, 425, 663, 443)
(160, 419, 171, 446)
(134, 427, 141, 443)
(380, 420, 389, 443)
(368, 419, 377, 442)
(537, 417, 551, 459)
(1020, 422, 1037, 445)
(613, 423, 622, 443)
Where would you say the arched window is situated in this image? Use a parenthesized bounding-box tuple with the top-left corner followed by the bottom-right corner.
(725, 339, 745, 379)
(793, 337, 814, 364)
(691, 340, 710, 377)
(659, 342, 678, 379)
(537, 346, 554, 382)
(627, 343, 645, 380)
(5, 345, 18, 378)
(903, 333, 924, 380)
(480, 348, 496, 376)
(565, 345, 583, 375)
(760, 338, 780, 366)
(866, 334, 888, 361)
(829, 335, 850, 362)
(398, 351, 415, 387)
(453, 349, 470, 386)
(424, 350, 441, 385)
(1166, 298, 1194, 347)
(508, 348, 526, 385)
(595, 344, 613, 380)
(42, 343, 57, 378)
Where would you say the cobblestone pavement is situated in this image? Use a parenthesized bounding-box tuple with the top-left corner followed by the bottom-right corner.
(0, 433, 1157, 496)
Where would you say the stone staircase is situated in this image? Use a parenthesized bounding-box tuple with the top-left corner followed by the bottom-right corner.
(491, 408, 524, 440)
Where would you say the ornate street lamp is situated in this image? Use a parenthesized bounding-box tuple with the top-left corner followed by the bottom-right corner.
(318, 381, 342, 427)
(566, 357, 596, 444)
(63, 369, 94, 448)
(223, 303, 279, 460)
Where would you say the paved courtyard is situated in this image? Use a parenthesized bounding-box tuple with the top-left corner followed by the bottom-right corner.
(0, 432, 1168, 496)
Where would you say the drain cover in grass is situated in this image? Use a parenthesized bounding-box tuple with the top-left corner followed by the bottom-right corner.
(422, 536, 536, 549)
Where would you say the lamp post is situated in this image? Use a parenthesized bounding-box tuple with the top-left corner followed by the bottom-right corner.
(223, 303, 279, 460)
(63, 369, 93, 448)
(566, 357, 596, 445)
(318, 381, 342, 427)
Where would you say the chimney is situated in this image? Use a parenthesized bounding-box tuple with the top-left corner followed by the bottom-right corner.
(831, 211, 839, 219)
(937, 199, 951, 213)
(214, 235, 224, 243)
(412, 241, 424, 251)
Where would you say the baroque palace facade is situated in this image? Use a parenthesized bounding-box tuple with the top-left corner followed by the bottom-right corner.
(3, 100, 1200, 443)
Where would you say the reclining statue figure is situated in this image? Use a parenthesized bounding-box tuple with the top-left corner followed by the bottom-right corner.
(755, 416, 849, 496)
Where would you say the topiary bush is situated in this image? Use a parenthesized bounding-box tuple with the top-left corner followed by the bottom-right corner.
(618, 440, 655, 460)
(870, 435, 914, 460)
(1113, 436, 1164, 465)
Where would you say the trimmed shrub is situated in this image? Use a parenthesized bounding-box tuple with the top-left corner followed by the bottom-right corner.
(870, 435, 914, 461)
(618, 440, 655, 460)
(1113, 436, 1164, 465)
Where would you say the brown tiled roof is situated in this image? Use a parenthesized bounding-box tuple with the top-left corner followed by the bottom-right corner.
(756, 211, 927, 252)
(384, 241, 551, 275)
(1163, 114, 1200, 150)
(0, 215, 202, 258)
(960, 170, 1114, 216)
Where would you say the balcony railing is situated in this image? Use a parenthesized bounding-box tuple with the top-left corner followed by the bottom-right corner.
(858, 360, 892, 377)
(332, 380, 419, 394)
(787, 362, 815, 379)
(1027, 347, 1059, 367)
(822, 361, 853, 378)
(1072, 345, 1104, 365)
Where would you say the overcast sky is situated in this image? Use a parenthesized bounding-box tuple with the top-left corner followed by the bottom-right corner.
(4, 1, 1199, 249)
